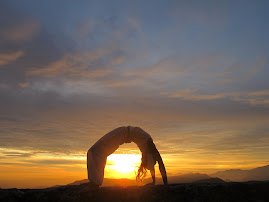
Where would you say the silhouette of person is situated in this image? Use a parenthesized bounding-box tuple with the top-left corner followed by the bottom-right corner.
(87, 126, 167, 187)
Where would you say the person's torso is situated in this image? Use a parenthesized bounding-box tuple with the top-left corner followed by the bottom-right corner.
(90, 126, 151, 156)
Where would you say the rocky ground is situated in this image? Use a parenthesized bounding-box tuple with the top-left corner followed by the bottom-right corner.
(1, 181, 269, 202)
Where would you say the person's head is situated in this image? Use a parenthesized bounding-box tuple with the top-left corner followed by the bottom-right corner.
(136, 139, 157, 184)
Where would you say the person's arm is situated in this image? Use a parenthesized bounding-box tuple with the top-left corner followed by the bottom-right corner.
(144, 168, 155, 186)
(150, 167, 156, 185)
(146, 138, 168, 185)
(156, 151, 168, 185)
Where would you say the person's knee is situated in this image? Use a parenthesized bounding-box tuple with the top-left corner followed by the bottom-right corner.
(87, 148, 93, 156)
(87, 149, 92, 166)
(87, 149, 89, 159)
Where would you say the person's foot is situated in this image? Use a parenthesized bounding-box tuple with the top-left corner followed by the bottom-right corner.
(80, 181, 99, 193)
(89, 181, 99, 189)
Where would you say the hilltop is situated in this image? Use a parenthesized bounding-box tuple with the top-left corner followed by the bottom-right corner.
(1, 181, 269, 202)
(65, 173, 212, 187)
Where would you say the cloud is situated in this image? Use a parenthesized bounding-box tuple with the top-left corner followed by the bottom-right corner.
(215, 57, 266, 84)
(128, 18, 143, 35)
(1, 152, 33, 158)
(76, 21, 93, 38)
(161, 89, 269, 106)
(0, 148, 36, 159)
(161, 88, 226, 100)
(0, 20, 40, 42)
(0, 2, 67, 89)
(25, 159, 85, 165)
(198, 125, 269, 157)
(0, 2, 268, 178)
(0, 2, 40, 42)
(122, 57, 186, 79)
(0, 51, 24, 66)
(105, 78, 144, 88)
(110, 56, 125, 66)
(248, 90, 269, 96)
(232, 90, 269, 106)
(18, 81, 30, 88)
(0, 116, 20, 122)
(120, 54, 230, 90)
(27, 51, 119, 79)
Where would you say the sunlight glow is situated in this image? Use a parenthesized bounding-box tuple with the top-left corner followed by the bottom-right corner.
(107, 154, 142, 174)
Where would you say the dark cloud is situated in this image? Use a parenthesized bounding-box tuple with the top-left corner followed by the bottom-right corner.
(0, 116, 21, 123)
(0, 2, 39, 42)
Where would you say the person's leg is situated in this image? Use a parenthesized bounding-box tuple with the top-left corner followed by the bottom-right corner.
(95, 152, 107, 186)
(87, 149, 101, 187)
(87, 149, 106, 186)
(88, 181, 99, 188)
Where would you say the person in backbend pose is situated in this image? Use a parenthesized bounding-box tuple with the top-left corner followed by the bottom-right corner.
(87, 126, 167, 187)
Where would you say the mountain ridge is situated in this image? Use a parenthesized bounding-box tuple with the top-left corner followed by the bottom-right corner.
(210, 165, 269, 182)
(51, 164, 269, 188)
(66, 172, 213, 187)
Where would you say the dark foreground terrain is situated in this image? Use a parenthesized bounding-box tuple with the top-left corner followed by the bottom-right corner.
(1, 181, 269, 202)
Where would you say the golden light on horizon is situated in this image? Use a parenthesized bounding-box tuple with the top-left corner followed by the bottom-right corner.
(1, 146, 268, 188)
(106, 154, 142, 178)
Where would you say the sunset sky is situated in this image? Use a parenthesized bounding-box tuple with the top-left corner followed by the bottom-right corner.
(1, 1, 269, 188)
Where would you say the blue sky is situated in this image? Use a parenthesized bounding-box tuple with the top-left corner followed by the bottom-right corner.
(1, 0, 269, 187)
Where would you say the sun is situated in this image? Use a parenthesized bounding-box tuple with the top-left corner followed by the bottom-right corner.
(106, 154, 142, 177)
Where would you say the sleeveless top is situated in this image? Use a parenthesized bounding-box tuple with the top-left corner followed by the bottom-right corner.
(90, 126, 152, 157)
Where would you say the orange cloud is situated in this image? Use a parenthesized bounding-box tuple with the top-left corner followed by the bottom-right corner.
(0, 51, 24, 66)
(110, 56, 125, 66)
(161, 88, 226, 100)
(18, 81, 30, 88)
(0, 20, 40, 41)
(161, 89, 269, 105)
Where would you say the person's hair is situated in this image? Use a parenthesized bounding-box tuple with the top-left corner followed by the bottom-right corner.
(136, 152, 147, 185)
(136, 139, 158, 184)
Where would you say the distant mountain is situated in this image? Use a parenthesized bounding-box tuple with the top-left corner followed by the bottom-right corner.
(59, 165, 269, 188)
(68, 179, 89, 186)
(170, 173, 211, 184)
(210, 165, 269, 182)
(67, 173, 212, 187)
(43, 165, 269, 189)
(193, 177, 225, 184)
(68, 178, 136, 187)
